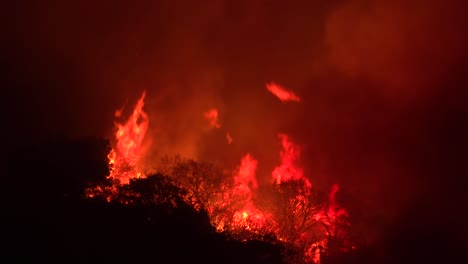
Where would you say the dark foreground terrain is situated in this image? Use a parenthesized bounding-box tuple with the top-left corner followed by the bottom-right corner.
(3, 137, 466, 263)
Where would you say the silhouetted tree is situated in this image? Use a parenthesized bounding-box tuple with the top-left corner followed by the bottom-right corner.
(116, 173, 187, 206)
(159, 155, 234, 211)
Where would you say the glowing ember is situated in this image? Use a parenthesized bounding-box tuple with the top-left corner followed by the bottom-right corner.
(266, 82, 301, 102)
(226, 133, 233, 144)
(204, 108, 221, 128)
(231, 202, 268, 231)
(272, 133, 311, 188)
(109, 91, 149, 184)
(242, 211, 248, 219)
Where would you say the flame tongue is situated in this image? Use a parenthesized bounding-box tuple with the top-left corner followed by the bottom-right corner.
(235, 153, 258, 191)
(109, 91, 149, 184)
(272, 133, 311, 188)
(231, 154, 268, 231)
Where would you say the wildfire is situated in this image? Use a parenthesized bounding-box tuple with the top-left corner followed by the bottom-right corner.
(266, 82, 301, 102)
(86, 86, 353, 263)
(109, 91, 149, 184)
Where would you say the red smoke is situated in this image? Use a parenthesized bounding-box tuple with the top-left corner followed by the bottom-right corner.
(204, 108, 221, 128)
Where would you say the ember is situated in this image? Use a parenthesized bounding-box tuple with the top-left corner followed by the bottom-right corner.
(266, 82, 301, 103)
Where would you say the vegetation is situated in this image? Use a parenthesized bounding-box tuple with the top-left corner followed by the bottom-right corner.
(4, 137, 463, 263)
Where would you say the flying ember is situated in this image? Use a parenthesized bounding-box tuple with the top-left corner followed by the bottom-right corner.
(266, 82, 301, 102)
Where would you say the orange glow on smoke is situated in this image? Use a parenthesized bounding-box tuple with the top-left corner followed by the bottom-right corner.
(272, 133, 312, 188)
(204, 108, 221, 128)
(266, 82, 301, 102)
(109, 91, 149, 184)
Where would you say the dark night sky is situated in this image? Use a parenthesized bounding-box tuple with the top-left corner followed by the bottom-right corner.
(3, 0, 468, 246)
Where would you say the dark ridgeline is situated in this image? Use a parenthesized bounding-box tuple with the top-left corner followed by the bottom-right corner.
(2, 137, 284, 264)
(3, 134, 466, 263)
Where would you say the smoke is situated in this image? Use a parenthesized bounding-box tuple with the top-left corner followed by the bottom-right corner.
(323, 0, 467, 101)
(316, 0, 468, 245)
(4, 0, 467, 248)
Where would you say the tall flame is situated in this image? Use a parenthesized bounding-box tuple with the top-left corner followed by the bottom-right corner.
(272, 133, 311, 188)
(234, 153, 258, 191)
(231, 154, 267, 231)
(109, 91, 149, 184)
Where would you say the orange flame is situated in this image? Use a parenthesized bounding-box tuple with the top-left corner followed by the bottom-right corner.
(234, 153, 258, 191)
(231, 154, 268, 231)
(272, 133, 311, 188)
(266, 82, 301, 102)
(109, 91, 149, 184)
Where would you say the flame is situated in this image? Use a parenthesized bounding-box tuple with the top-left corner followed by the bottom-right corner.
(272, 133, 311, 188)
(266, 82, 301, 102)
(234, 153, 258, 191)
(242, 211, 248, 219)
(204, 108, 221, 128)
(222, 154, 269, 232)
(323, 184, 349, 229)
(109, 91, 149, 184)
(328, 184, 347, 218)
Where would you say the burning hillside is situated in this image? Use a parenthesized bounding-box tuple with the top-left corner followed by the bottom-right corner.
(4, 0, 467, 263)
(87, 88, 354, 263)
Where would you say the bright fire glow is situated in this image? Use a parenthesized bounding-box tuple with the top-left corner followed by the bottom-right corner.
(266, 82, 301, 102)
(214, 153, 270, 233)
(272, 133, 311, 188)
(109, 91, 149, 184)
(234, 153, 258, 191)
